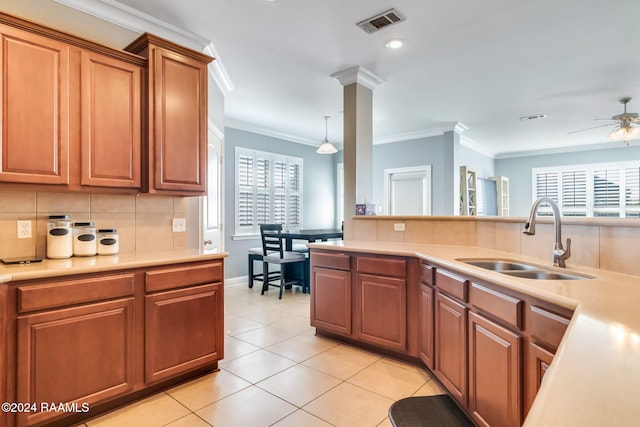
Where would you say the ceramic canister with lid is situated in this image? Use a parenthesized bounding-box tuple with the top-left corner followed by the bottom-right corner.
(47, 215, 73, 259)
(97, 229, 119, 255)
(73, 222, 97, 256)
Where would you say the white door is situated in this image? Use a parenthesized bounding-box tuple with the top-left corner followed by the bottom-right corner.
(202, 128, 223, 251)
(384, 166, 432, 215)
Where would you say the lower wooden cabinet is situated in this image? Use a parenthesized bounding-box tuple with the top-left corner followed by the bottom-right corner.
(468, 312, 522, 427)
(434, 292, 468, 406)
(419, 282, 435, 369)
(524, 341, 554, 416)
(145, 283, 222, 383)
(355, 273, 407, 352)
(16, 298, 135, 427)
(311, 267, 352, 335)
(5, 259, 224, 427)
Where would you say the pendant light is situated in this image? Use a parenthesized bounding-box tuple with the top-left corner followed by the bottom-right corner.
(316, 116, 338, 154)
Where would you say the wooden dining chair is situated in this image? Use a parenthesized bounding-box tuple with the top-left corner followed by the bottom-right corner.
(259, 224, 306, 299)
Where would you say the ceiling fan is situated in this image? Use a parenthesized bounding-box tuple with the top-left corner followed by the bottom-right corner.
(569, 97, 640, 144)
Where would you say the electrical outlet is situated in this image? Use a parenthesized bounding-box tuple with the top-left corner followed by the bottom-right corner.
(172, 218, 187, 233)
(17, 220, 32, 239)
(394, 223, 405, 231)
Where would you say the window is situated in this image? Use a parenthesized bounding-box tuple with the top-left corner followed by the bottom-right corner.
(532, 161, 640, 218)
(235, 147, 303, 236)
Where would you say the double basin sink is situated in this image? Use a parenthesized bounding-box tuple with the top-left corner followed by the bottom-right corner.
(457, 259, 594, 280)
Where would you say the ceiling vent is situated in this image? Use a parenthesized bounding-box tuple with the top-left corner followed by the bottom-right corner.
(356, 9, 405, 34)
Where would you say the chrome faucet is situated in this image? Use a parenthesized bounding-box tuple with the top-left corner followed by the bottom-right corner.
(523, 197, 572, 268)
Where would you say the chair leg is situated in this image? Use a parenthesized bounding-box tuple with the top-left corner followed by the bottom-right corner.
(279, 265, 285, 299)
(303, 258, 310, 294)
(261, 261, 269, 295)
(248, 254, 254, 288)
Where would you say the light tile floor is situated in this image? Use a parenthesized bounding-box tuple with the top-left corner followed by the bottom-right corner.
(85, 283, 446, 427)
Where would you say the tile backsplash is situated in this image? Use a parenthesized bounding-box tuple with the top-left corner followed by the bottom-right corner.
(0, 190, 192, 259)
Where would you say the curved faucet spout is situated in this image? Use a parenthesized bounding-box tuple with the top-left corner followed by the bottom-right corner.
(523, 197, 572, 267)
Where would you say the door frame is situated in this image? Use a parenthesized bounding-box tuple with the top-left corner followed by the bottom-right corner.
(199, 122, 224, 251)
(383, 165, 432, 215)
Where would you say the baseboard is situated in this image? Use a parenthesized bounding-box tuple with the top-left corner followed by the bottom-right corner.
(225, 276, 247, 287)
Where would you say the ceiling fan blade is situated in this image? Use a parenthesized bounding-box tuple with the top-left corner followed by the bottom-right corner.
(567, 123, 617, 134)
(593, 118, 618, 122)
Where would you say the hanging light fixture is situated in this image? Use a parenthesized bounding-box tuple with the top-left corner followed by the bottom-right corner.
(316, 116, 338, 154)
(608, 123, 640, 144)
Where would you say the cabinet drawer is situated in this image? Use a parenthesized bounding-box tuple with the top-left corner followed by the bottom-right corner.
(145, 261, 223, 292)
(17, 274, 135, 313)
(312, 251, 351, 271)
(529, 306, 570, 351)
(357, 256, 406, 277)
(469, 282, 523, 329)
(420, 263, 434, 285)
(435, 270, 468, 302)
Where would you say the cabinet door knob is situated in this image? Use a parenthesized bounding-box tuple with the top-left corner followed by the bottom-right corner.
(204, 240, 213, 245)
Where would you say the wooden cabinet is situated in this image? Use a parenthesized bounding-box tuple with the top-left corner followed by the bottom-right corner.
(126, 34, 213, 195)
(0, 22, 70, 185)
(80, 49, 142, 189)
(0, 13, 145, 192)
(419, 282, 435, 369)
(355, 273, 407, 352)
(435, 292, 468, 406)
(468, 312, 522, 427)
(525, 342, 554, 416)
(15, 273, 136, 427)
(4, 258, 224, 427)
(311, 252, 352, 336)
(145, 283, 222, 384)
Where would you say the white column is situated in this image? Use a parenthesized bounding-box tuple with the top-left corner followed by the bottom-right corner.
(331, 66, 384, 239)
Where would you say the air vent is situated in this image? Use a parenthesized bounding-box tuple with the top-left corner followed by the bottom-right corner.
(519, 114, 548, 122)
(356, 8, 405, 34)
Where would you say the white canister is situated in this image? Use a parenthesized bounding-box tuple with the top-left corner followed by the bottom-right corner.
(97, 229, 119, 255)
(47, 215, 73, 259)
(73, 222, 97, 256)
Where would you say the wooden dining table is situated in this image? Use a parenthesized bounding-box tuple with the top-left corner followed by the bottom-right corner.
(280, 229, 344, 251)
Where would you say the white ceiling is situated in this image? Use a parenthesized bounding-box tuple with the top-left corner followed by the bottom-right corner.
(4, 0, 640, 156)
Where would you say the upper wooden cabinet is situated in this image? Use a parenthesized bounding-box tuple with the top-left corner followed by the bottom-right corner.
(0, 23, 70, 185)
(126, 34, 213, 195)
(80, 50, 142, 189)
(0, 13, 145, 192)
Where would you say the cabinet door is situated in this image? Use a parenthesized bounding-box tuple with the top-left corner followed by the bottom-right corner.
(145, 283, 222, 384)
(435, 292, 468, 406)
(524, 341, 554, 417)
(311, 267, 352, 336)
(468, 312, 522, 427)
(419, 283, 435, 369)
(16, 298, 135, 426)
(0, 25, 69, 185)
(80, 50, 141, 188)
(356, 273, 407, 352)
(150, 47, 207, 193)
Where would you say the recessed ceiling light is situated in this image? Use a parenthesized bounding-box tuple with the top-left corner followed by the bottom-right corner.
(385, 39, 405, 49)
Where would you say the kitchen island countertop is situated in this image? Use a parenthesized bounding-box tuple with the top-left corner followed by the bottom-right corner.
(308, 240, 640, 427)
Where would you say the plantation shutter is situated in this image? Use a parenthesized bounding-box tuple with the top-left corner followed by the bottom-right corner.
(237, 155, 254, 229)
(593, 168, 621, 217)
(561, 170, 587, 216)
(625, 166, 640, 217)
(534, 171, 559, 216)
(288, 163, 302, 228)
(255, 158, 270, 225)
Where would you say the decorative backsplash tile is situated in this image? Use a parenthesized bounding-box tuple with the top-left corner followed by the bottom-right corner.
(0, 190, 192, 259)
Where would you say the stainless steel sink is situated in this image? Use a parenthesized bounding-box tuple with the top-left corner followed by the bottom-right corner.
(456, 258, 594, 280)
(501, 270, 590, 280)
(460, 260, 538, 271)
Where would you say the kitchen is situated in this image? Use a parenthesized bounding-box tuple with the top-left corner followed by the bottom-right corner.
(1, 0, 639, 426)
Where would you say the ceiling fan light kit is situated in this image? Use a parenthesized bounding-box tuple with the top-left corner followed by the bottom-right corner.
(570, 97, 640, 145)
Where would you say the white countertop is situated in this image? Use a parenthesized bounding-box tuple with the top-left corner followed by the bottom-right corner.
(0, 249, 227, 283)
(308, 240, 640, 427)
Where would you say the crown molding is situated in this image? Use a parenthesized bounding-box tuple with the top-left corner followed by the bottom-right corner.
(226, 119, 321, 147)
(460, 135, 496, 158)
(373, 128, 444, 145)
(494, 139, 638, 159)
(330, 66, 385, 90)
(54, 0, 234, 94)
